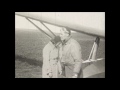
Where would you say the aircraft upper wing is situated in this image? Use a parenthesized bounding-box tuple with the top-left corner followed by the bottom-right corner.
(15, 12, 105, 38)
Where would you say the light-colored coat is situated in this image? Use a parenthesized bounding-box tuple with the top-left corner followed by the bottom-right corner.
(42, 41, 62, 78)
(60, 37, 83, 78)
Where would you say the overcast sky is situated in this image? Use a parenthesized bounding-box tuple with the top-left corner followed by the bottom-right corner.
(15, 12, 105, 33)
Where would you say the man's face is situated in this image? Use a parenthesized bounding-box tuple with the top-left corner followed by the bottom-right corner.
(60, 28, 69, 41)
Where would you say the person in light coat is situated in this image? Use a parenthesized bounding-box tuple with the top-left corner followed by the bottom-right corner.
(42, 36, 62, 78)
(59, 27, 83, 78)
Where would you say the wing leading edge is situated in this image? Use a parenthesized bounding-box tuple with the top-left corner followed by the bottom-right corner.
(15, 12, 105, 38)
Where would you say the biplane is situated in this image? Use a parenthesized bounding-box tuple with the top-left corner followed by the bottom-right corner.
(15, 12, 105, 78)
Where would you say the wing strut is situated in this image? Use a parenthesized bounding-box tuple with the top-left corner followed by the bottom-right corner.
(82, 37, 104, 64)
(25, 18, 52, 39)
(39, 21, 56, 37)
(88, 37, 100, 62)
(91, 37, 100, 60)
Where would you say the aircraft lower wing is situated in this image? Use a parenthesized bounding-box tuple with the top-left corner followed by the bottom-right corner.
(83, 60, 105, 78)
(82, 58, 105, 63)
(15, 12, 105, 38)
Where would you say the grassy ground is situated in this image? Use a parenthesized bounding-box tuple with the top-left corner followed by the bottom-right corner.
(15, 29, 105, 78)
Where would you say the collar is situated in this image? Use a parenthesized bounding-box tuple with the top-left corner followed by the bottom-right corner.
(62, 36, 72, 45)
(49, 41, 61, 49)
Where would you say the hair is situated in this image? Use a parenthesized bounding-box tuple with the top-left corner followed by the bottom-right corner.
(61, 27, 71, 36)
(51, 36, 61, 44)
(66, 29, 71, 36)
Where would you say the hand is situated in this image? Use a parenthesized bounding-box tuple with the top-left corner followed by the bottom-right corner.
(72, 76, 77, 78)
(72, 74, 78, 78)
(48, 72, 53, 78)
(59, 71, 62, 75)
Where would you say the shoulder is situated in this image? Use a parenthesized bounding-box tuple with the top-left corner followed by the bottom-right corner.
(43, 42, 52, 52)
(70, 38, 80, 47)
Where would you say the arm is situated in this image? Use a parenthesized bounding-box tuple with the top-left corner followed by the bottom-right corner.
(71, 43, 82, 76)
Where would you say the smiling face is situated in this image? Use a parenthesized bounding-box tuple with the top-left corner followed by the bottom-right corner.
(60, 27, 70, 41)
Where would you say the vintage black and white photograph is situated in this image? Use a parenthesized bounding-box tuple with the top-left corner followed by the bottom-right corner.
(15, 12, 105, 78)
